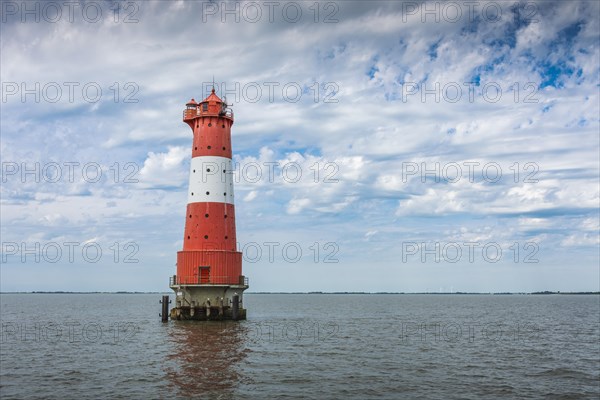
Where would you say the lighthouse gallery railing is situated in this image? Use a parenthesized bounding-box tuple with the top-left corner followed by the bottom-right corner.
(170, 275, 248, 286)
(183, 108, 234, 120)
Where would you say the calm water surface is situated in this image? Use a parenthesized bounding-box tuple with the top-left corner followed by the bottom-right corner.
(1, 294, 598, 399)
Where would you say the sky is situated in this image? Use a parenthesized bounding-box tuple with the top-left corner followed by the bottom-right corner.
(1, 0, 599, 293)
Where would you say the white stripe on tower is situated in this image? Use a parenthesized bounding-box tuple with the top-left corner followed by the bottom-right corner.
(187, 156, 234, 204)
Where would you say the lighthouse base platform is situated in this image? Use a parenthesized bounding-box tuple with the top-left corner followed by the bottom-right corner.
(169, 281, 248, 321)
(170, 305, 247, 321)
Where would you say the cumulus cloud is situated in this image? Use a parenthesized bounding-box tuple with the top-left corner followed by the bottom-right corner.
(243, 190, 258, 202)
(138, 146, 188, 189)
(287, 198, 312, 215)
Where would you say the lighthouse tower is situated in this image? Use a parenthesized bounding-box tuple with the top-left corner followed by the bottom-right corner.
(169, 88, 248, 320)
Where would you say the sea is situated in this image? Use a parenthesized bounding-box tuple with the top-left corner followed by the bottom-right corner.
(0, 293, 598, 399)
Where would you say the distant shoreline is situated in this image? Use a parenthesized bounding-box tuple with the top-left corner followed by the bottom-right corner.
(1, 291, 598, 295)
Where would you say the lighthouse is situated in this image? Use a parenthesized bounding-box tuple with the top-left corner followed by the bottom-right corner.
(169, 87, 248, 320)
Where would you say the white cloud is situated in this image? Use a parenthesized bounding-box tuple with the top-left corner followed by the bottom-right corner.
(396, 187, 466, 216)
(287, 198, 312, 215)
(139, 146, 188, 189)
(562, 233, 600, 247)
(244, 190, 258, 202)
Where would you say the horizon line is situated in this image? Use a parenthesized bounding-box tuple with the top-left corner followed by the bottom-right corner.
(1, 291, 599, 295)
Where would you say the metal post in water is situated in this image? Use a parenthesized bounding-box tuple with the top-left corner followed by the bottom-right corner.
(161, 295, 169, 323)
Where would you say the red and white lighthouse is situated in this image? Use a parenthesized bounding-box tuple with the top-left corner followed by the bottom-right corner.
(169, 87, 248, 320)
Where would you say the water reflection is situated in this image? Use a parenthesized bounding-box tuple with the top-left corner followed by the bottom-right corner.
(164, 321, 252, 399)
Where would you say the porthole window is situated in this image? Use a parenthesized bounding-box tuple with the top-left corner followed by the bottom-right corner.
(187, 236, 190, 239)
(224, 215, 228, 218)
(205, 214, 209, 218)
(223, 192, 226, 196)
(195, 147, 197, 150)
(189, 215, 192, 218)
(225, 236, 228, 240)
(191, 192, 194, 196)
(207, 145, 212, 149)
(222, 147, 226, 150)
(206, 191, 210, 195)
(204, 235, 208, 239)
(206, 168, 211, 172)
(208, 123, 212, 127)
(222, 124, 225, 128)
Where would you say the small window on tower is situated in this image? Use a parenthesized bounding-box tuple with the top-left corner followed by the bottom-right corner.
(202, 103, 208, 111)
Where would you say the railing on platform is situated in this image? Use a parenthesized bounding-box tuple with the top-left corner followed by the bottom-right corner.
(182, 108, 234, 120)
(170, 275, 248, 286)
(182, 109, 198, 120)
